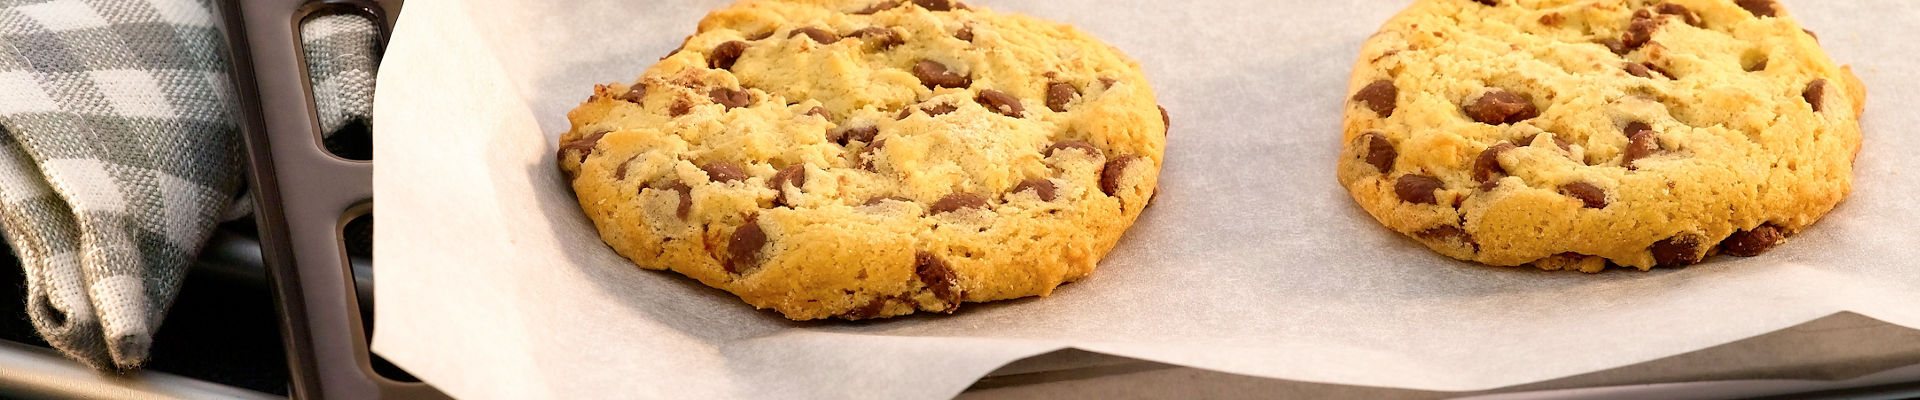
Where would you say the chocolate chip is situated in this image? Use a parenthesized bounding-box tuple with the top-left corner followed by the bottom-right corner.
(1523, 133, 1573, 151)
(1722, 224, 1784, 257)
(617, 84, 647, 103)
(1622, 122, 1659, 170)
(1100, 77, 1118, 88)
(669, 182, 692, 219)
(805, 106, 832, 120)
(843, 296, 892, 319)
(1046, 141, 1101, 158)
(863, 196, 908, 206)
(1394, 175, 1444, 205)
(1471, 0, 1496, 5)
(1045, 82, 1077, 112)
(709, 87, 751, 109)
(852, 27, 903, 49)
(976, 89, 1025, 118)
(831, 125, 879, 145)
(790, 27, 841, 45)
(710, 41, 748, 70)
(854, 0, 901, 14)
(930, 193, 987, 214)
(1561, 182, 1608, 208)
(1464, 89, 1539, 125)
(1644, 62, 1674, 79)
(1653, 3, 1701, 26)
(1626, 62, 1652, 78)
(1803, 28, 1819, 41)
(955, 25, 974, 42)
(663, 36, 690, 60)
(1736, 0, 1777, 17)
(1650, 234, 1703, 267)
(1100, 155, 1141, 197)
(770, 164, 807, 207)
(1360, 132, 1397, 174)
(914, 252, 962, 310)
(861, 139, 887, 171)
(1352, 79, 1398, 117)
(912, 60, 970, 89)
(556, 130, 608, 164)
(614, 158, 633, 180)
(1748, 58, 1768, 72)
(1622, 13, 1659, 50)
(1598, 38, 1629, 55)
(912, 0, 956, 11)
(727, 215, 767, 274)
(669, 100, 693, 117)
(701, 161, 748, 183)
(1010, 179, 1057, 201)
(1472, 143, 1517, 183)
(1804, 79, 1828, 113)
(1159, 106, 1170, 132)
(746, 30, 775, 41)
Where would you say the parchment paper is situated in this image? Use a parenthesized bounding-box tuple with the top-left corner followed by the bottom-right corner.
(370, 0, 1920, 398)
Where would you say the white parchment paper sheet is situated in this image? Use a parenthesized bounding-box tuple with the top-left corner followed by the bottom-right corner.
(371, 0, 1920, 398)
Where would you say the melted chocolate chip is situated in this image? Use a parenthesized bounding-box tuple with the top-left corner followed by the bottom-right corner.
(955, 26, 975, 42)
(853, 0, 901, 14)
(861, 139, 887, 171)
(1650, 234, 1704, 267)
(976, 89, 1025, 118)
(746, 30, 775, 41)
(1736, 0, 1777, 17)
(1599, 38, 1629, 55)
(914, 252, 962, 310)
(1472, 143, 1517, 183)
(1360, 132, 1397, 174)
(852, 27, 903, 49)
(1418, 225, 1477, 251)
(930, 193, 987, 214)
(1046, 141, 1101, 158)
(701, 162, 748, 183)
(1464, 90, 1539, 125)
(668, 182, 692, 219)
(709, 87, 751, 109)
(1010, 179, 1057, 201)
(1722, 224, 1784, 257)
(1623, 13, 1659, 50)
(1160, 106, 1170, 132)
(1045, 82, 1077, 112)
(1561, 182, 1608, 208)
(1748, 58, 1768, 72)
(790, 27, 841, 44)
(1804, 79, 1829, 113)
(1622, 122, 1659, 170)
(831, 126, 879, 145)
(912, 0, 956, 11)
(616, 84, 647, 103)
(556, 131, 608, 164)
(1394, 175, 1444, 205)
(726, 215, 767, 274)
(924, 103, 958, 117)
(805, 106, 832, 120)
(912, 60, 970, 89)
(614, 158, 633, 180)
(1471, 0, 1496, 5)
(770, 164, 807, 207)
(710, 41, 748, 70)
(1626, 62, 1653, 78)
(1100, 155, 1141, 197)
(669, 100, 693, 117)
(1352, 79, 1399, 117)
(1653, 3, 1701, 26)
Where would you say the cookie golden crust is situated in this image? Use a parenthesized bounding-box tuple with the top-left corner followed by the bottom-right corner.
(557, 0, 1166, 320)
(1338, 0, 1864, 271)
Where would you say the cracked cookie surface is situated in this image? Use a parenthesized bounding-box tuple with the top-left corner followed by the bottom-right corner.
(1338, 0, 1864, 271)
(557, 0, 1166, 319)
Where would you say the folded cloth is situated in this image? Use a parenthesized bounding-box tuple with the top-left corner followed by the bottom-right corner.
(0, 0, 242, 369)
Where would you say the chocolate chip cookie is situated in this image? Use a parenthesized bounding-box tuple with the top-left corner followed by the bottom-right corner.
(1337, 0, 1864, 272)
(557, 0, 1166, 319)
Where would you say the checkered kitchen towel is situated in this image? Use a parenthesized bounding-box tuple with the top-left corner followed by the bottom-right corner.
(0, 0, 379, 369)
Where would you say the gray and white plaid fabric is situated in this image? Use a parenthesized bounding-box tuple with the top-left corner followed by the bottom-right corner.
(0, 0, 241, 369)
(303, 12, 378, 138)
